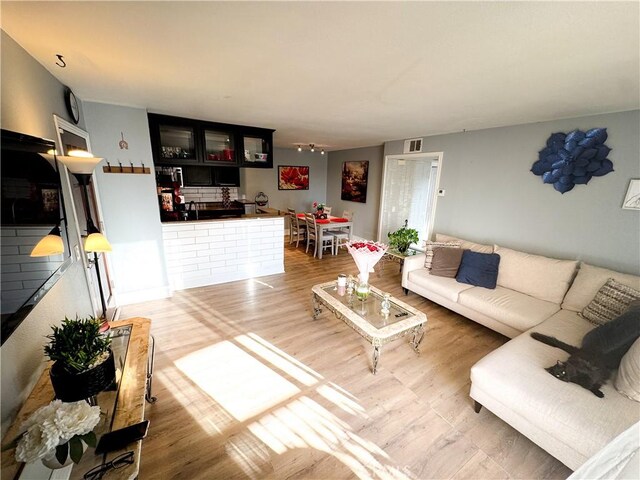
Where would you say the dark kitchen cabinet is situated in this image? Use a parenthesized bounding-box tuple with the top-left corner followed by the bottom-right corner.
(239, 127, 273, 168)
(182, 166, 240, 187)
(149, 115, 201, 165)
(149, 113, 274, 169)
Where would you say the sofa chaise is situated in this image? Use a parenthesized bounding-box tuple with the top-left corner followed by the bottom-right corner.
(401, 234, 640, 470)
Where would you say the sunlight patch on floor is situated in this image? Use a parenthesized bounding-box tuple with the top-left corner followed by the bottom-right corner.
(155, 365, 235, 436)
(247, 332, 323, 381)
(316, 384, 367, 417)
(251, 278, 275, 289)
(175, 341, 300, 422)
(236, 334, 318, 386)
(248, 396, 409, 480)
(170, 333, 412, 479)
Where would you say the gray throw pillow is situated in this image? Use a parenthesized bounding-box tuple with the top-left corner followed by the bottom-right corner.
(582, 278, 640, 326)
(430, 247, 465, 278)
(424, 241, 460, 270)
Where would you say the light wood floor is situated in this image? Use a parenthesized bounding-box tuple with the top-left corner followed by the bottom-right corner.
(120, 243, 572, 480)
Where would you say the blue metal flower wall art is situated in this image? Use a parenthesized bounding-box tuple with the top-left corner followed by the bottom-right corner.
(531, 128, 614, 194)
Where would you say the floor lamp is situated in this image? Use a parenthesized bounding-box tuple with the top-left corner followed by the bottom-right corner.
(57, 151, 112, 320)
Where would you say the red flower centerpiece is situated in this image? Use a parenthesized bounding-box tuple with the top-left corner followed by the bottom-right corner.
(312, 202, 327, 219)
(346, 241, 388, 295)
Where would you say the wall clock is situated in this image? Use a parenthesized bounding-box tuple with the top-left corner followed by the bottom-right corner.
(64, 87, 80, 124)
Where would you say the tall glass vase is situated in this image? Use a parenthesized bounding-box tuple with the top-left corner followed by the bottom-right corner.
(356, 280, 370, 314)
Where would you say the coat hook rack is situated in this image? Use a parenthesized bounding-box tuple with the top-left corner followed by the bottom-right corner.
(102, 160, 150, 175)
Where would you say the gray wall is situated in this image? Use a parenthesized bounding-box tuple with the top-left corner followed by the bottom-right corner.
(384, 110, 640, 274)
(83, 102, 171, 305)
(241, 148, 328, 213)
(326, 145, 384, 240)
(1, 31, 93, 432)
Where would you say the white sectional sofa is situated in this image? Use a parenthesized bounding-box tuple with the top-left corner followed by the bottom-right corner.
(401, 234, 640, 471)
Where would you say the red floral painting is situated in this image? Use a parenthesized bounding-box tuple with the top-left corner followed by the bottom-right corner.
(278, 165, 309, 190)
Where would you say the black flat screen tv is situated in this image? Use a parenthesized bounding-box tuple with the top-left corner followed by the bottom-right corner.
(1, 129, 70, 344)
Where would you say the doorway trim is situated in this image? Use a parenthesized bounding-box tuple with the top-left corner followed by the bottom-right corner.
(377, 151, 444, 246)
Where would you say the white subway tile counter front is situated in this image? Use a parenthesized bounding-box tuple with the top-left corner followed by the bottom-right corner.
(161, 217, 285, 290)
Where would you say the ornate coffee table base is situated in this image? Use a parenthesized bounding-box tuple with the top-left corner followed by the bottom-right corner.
(311, 288, 426, 374)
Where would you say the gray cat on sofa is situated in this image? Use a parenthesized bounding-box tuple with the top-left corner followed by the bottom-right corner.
(531, 300, 640, 397)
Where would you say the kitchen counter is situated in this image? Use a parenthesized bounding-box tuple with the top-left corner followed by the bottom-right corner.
(162, 216, 284, 290)
(161, 204, 284, 223)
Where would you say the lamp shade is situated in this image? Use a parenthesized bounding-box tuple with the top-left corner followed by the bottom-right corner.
(58, 151, 104, 175)
(85, 232, 112, 252)
(30, 225, 64, 257)
(84, 219, 112, 252)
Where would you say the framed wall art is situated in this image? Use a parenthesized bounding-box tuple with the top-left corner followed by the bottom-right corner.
(341, 161, 369, 203)
(622, 179, 640, 210)
(278, 165, 309, 190)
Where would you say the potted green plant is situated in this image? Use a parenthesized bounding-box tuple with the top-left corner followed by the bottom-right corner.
(387, 220, 419, 254)
(45, 316, 115, 402)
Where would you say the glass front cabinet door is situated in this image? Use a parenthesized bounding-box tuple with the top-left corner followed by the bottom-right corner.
(149, 115, 201, 165)
(203, 128, 236, 165)
(240, 129, 274, 168)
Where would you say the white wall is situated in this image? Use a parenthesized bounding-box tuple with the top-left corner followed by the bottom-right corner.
(326, 145, 385, 240)
(383, 110, 640, 274)
(1, 31, 94, 433)
(83, 102, 171, 305)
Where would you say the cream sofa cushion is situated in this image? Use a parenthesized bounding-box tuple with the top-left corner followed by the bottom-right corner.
(407, 269, 473, 302)
(562, 263, 640, 312)
(458, 286, 560, 332)
(616, 338, 640, 402)
(471, 310, 640, 468)
(495, 245, 578, 305)
(435, 233, 493, 254)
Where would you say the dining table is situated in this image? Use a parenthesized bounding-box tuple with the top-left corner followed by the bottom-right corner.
(298, 214, 353, 259)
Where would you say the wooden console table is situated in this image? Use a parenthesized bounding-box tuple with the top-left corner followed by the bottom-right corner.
(1, 317, 152, 480)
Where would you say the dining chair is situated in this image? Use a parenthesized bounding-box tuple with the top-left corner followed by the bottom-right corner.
(304, 213, 334, 258)
(287, 208, 306, 247)
(329, 210, 353, 254)
(323, 206, 332, 216)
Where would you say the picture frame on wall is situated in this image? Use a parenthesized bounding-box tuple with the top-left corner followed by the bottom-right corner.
(278, 165, 309, 190)
(341, 161, 369, 203)
(622, 179, 640, 210)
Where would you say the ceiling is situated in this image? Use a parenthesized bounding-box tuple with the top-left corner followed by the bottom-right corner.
(2, 1, 638, 151)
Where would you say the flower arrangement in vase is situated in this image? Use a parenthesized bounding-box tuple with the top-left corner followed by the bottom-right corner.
(312, 202, 327, 219)
(346, 240, 388, 299)
(2, 400, 100, 469)
(45, 316, 115, 402)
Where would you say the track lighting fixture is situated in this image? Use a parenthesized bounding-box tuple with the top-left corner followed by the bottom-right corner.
(295, 144, 327, 154)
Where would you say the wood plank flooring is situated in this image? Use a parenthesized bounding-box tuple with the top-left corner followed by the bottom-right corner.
(119, 242, 572, 480)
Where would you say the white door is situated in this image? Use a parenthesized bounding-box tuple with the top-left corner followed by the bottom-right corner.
(377, 152, 443, 248)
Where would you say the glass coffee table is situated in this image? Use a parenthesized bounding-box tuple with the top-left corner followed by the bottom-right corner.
(311, 281, 427, 374)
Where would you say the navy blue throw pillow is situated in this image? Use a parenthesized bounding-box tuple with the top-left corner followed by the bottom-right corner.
(456, 251, 501, 289)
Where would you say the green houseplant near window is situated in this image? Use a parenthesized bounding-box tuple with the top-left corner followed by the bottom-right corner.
(387, 220, 419, 254)
(45, 316, 115, 402)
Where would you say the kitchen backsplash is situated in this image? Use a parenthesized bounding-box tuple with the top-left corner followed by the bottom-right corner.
(182, 187, 239, 203)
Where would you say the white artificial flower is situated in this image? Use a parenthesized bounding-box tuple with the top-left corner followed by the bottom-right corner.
(15, 400, 100, 463)
(20, 400, 61, 431)
(15, 423, 59, 464)
(54, 401, 100, 440)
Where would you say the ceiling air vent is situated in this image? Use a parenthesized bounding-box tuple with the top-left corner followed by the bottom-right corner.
(403, 138, 423, 154)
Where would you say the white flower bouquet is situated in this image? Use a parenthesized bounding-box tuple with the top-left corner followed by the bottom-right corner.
(3, 400, 100, 466)
(346, 240, 388, 284)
